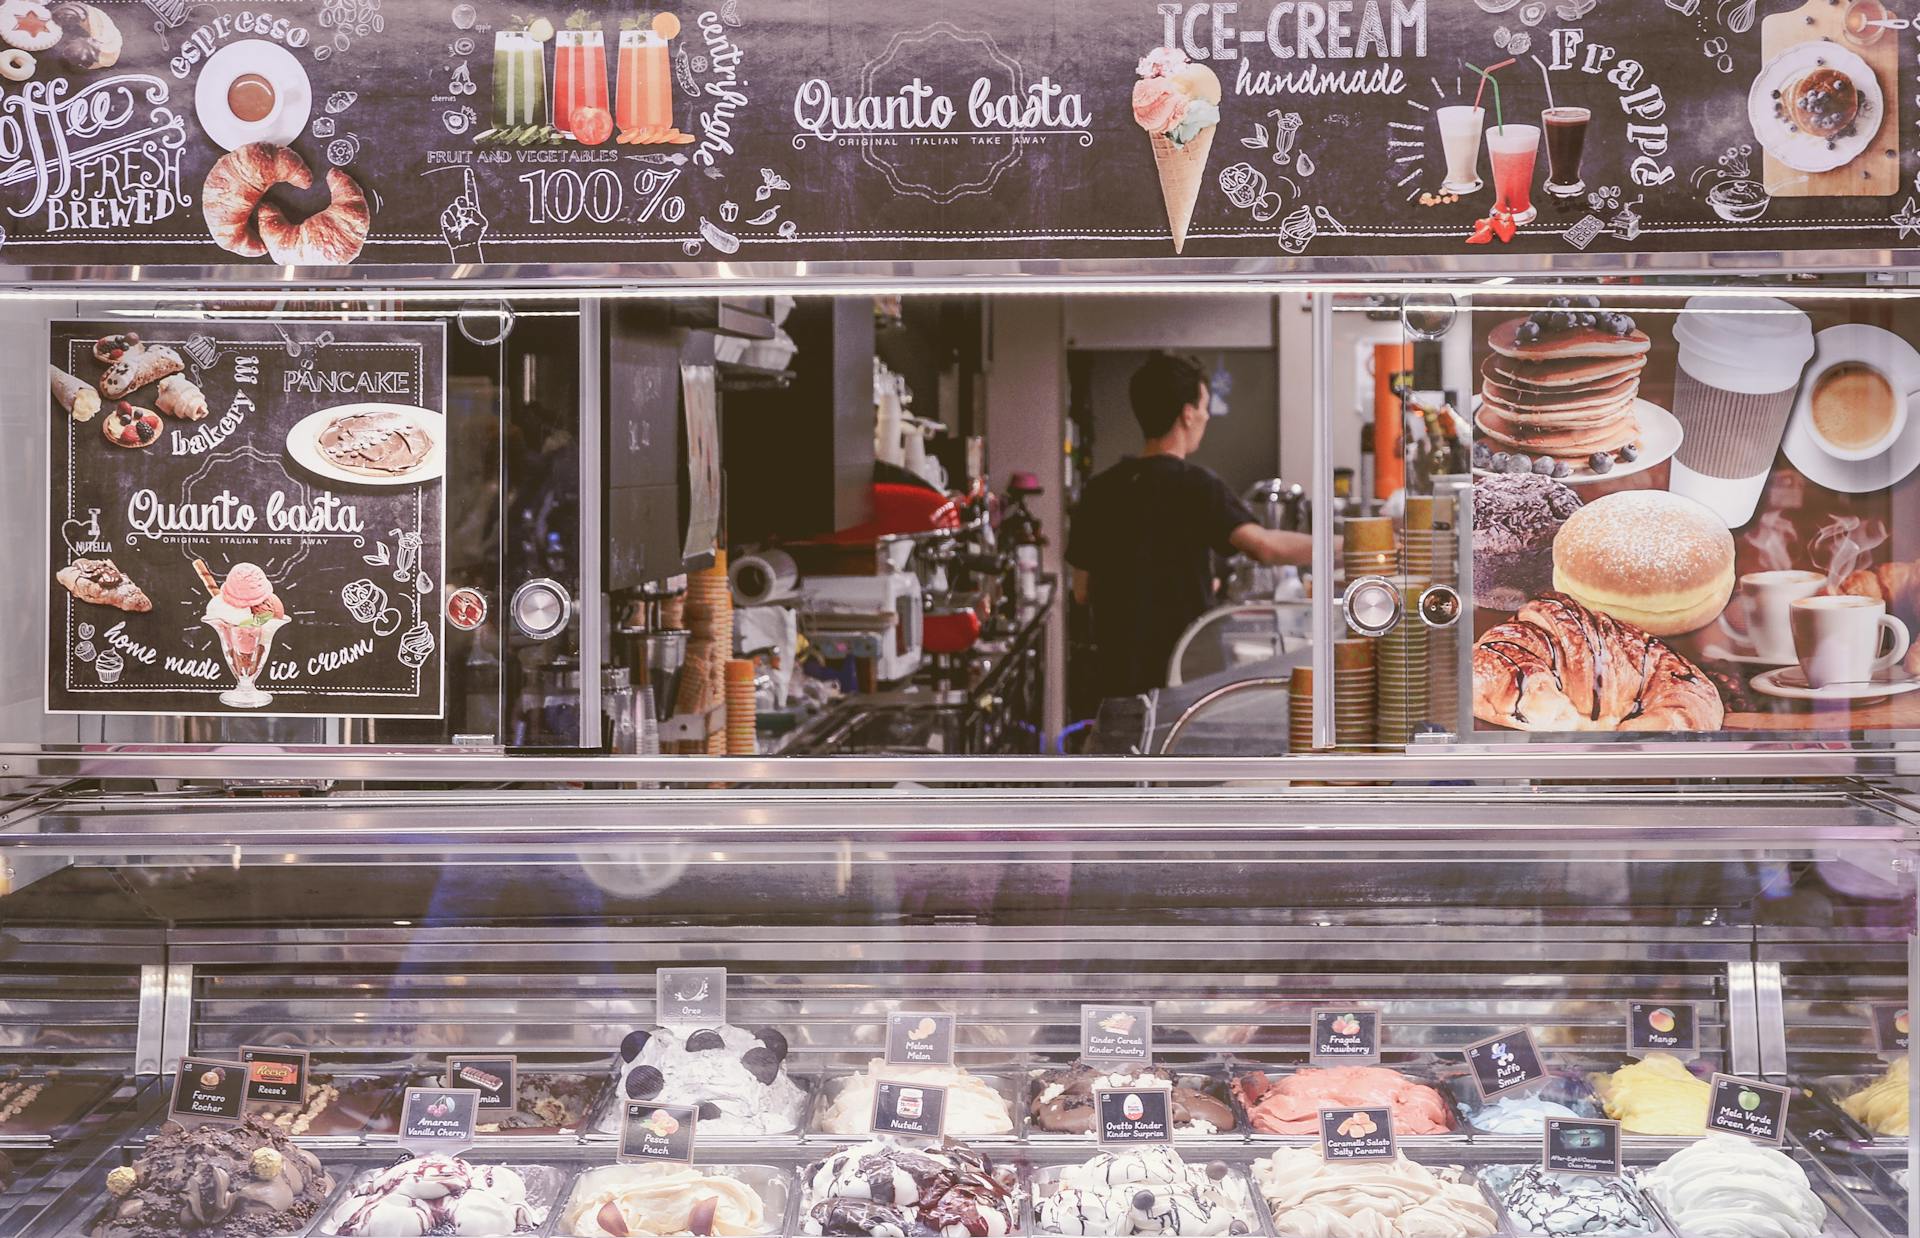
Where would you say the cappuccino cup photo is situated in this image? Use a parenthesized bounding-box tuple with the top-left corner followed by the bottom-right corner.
(1807, 359, 1909, 460)
(1789, 594, 1911, 688)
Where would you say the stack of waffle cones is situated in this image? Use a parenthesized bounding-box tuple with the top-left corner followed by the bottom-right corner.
(725, 659, 756, 756)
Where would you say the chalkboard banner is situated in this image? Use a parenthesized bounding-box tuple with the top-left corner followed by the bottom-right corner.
(0, 1, 1913, 278)
(46, 319, 446, 718)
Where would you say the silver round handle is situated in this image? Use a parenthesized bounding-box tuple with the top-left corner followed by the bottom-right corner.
(1342, 575, 1404, 637)
(1418, 584, 1463, 630)
(510, 578, 573, 641)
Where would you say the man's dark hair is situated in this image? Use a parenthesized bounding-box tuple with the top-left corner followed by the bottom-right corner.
(1129, 353, 1207, 439)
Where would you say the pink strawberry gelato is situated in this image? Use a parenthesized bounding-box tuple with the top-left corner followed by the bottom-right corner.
(1132, 78, 1186, 134)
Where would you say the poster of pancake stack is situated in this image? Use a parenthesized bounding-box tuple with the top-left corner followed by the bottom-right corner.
(1467, 294, 1920, 737)
(45, 318, 448, 718)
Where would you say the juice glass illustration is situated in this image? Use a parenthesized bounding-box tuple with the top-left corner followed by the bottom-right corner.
(492, 30, 547, 129)
(554, 27, 608, 139)
(1486, 122, 1540, 224)
(617, 28, 673, 134)
(1436, 105, 1484, 194)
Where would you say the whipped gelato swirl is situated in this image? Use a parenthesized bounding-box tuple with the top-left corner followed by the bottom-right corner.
(1638, 1133, 1827, 1238)
(1039, 1147, 1253, 1236)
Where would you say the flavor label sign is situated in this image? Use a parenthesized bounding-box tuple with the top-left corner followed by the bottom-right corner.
(620, 1101, 698, 1163)
(1310, 1008, 1382, 1065)
(1705, 1074, 1790, 1145)
(1082, 1005, 1153, 1064)
(1871, 1004, 1910, 1054)
(870, 1080, 948, 1140)
(1318, 1106, 1396, 1161)
(445, 1055, 516, 1113)
(170, 1057, 248, 1126)
(1092, 1085, 1174, 1145)
(1545, 1118, 1623, 1178)
(1462, 1028, 1548, 1101)
(400, 1087, 481, 1151)
(46, 319, 446, 718)
(656, 968, 726, 1025)
(240, 1046, 310, 1106)
(1628, 1003, 1699, 1056)
(887, 1012, 956, 1066)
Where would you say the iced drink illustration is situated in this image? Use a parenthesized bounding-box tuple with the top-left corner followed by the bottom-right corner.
(492, 30, 547, 129)
(1542, 106, 1590, 198)
(1133, 46, 1223, 255)
(1487, 123, 1540, 225)
(196, 559, 289, 709)
(1437, 105, 1485, 193)
(554, 27, 608, 139)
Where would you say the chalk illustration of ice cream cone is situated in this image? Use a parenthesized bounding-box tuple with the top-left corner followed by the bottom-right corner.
(1133, 47, 1222, 254)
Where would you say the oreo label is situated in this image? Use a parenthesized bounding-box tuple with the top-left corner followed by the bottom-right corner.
(657, 967, 727, 1025)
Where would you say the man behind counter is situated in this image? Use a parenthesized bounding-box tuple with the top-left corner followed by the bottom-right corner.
(1067, 353, 1312, 702)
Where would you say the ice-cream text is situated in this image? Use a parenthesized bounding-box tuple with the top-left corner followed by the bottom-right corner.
(1157, 2, 1428, 61)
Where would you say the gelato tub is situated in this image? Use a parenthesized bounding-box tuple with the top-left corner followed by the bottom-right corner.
(317, 1154, 570, 1237)
(1236, 1065, 1455, 1137)
(815, 1063, 1018, 1139)
(1028, 1061, 1238, 1140)
(559, 1161, 791, 1237)
(1252, 1145, 1503, 1237)
(799, 1137, 1023, 1236)
(1032, 1147, 1258, 1235)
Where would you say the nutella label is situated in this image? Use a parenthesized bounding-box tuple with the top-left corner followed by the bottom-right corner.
(1627, 1003, 1699, 1056)
(1319, 1106, 1397, 1162)
(1871, 1004, 1910, 1055)
(620, 1101, 699, 1163)
(445, 1055, 516, 1114)
(1462, 1028, 1548, 1100)
(1705, 1074, 1790, 1145)
(400, 1087, 480, 1152)
(1310, 1008, 1382, 1065)
(1545, 1118, 1623, 1178)
(657, 968, 727, 1025)
(240, 1046, 310, 1106)
(170, 1057, 247, 1126)
(1092, 1085, 1174, 1145)
(870, 1079, 948, 1140)
(1082, 1005, 1153, 1065)
(887, 1012, 956, 1067)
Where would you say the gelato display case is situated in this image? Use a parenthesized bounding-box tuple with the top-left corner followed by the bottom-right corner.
(0, 781, 1910, 1236)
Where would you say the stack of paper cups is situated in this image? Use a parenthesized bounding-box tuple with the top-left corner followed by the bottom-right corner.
(1288, 665, 1314, 753)
(1343, 516, 1398, 583)
(1374, 586, 1430, 746)
(725, 659, 757, 755)
(1333, 638, 1376, 749)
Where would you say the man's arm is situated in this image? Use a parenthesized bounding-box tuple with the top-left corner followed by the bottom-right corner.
(1228, 523, 1313, 567)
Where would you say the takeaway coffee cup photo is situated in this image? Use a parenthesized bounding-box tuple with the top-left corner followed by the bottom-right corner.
(1789, 594, 1911, 688)
(1667, 297, 1816, 529)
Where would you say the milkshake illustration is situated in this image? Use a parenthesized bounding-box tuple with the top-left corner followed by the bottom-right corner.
(1133, 47, 1222, 254)
(195, 559, 289, 709)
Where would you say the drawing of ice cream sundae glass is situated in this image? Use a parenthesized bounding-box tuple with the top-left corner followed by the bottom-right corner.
(195, 559, 289, 708)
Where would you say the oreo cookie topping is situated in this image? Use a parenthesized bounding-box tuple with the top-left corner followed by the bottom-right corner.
(684, 1030, 726, 1053)
(625, 1066, 666, 1100)
(602, 1024, 808, 1137)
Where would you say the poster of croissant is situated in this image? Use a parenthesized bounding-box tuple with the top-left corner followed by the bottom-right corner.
(0, 1, 1916, 272)
(46, 318, 447, 718)
(1464, 294, 1920, 737)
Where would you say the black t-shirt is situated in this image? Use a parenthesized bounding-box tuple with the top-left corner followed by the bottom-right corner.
(1066, 455, 1257, 701)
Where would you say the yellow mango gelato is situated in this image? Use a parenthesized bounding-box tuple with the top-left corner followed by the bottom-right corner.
(1590, 1053, 1708, 1136)
(1842, 1056, 1909, 1136)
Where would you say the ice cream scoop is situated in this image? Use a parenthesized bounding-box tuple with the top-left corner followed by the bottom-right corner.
(1234, 1068, 1452, 1136)
(221, 562, 280, 614)
(1590, 1054, 1708, 1136)
(1639, 1133, 1827, 1238)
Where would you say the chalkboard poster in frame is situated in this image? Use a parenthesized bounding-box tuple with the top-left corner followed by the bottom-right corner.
(46, 318, 447, 718)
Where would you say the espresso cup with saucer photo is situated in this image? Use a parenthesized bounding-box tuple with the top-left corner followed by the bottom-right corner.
(1806, 358, 1910, 461)
(1789, 594, 1910, 689)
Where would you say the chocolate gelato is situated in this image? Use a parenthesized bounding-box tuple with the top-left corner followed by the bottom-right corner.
(1030, 1062, 1236, 1136)
(1472, 473, 1583, 611)
(90, 1116, 334, 1238)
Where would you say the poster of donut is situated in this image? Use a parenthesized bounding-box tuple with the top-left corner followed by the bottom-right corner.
(1464, 294, 1920, 736)
(46, 318, 447, 718)
(0, 1, 1916, 272)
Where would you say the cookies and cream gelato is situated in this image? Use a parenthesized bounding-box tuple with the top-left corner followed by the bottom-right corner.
(606, 1025, 806, 1137)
